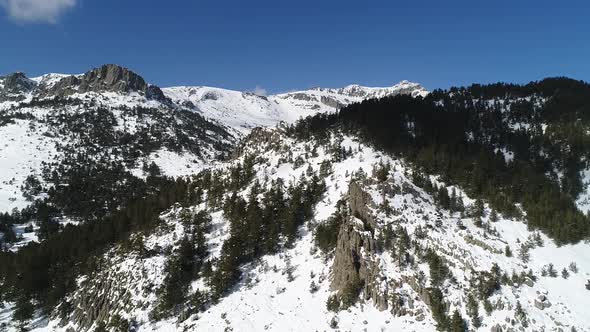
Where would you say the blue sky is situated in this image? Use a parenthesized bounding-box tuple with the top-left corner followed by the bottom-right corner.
(1, 0, 589, 93)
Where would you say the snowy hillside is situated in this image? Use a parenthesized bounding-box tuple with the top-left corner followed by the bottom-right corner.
(162, 80, 428, 134)
(0, 65, 427, 214)
(1, 66, 590, 332)
(6, 127, 588, 332)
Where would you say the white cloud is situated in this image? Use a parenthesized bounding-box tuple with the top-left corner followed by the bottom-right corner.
(1, 0, 76, 24)
(252, 85, 268, 96)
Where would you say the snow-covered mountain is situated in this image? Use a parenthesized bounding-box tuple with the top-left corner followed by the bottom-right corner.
(0, 65, 233, 214)
(0, 65, 427, 213)
(13, 127, 590, 332)
(1, 65, 589, 332)
(163, 80, 428, 134)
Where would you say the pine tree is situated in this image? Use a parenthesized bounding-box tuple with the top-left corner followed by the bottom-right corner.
(518, 244, 530, 263)
(548, 263, 558, 277)
(505, 245, 512, 257)
(472, 199, 485, 218)
(13, 296, 34, 326)
(515, 300, 527, 325)
(561, 268, 569, 279)
(483, 299, 493, 315)
(450, 309, 466, 332)
(466, 294, 481, 328)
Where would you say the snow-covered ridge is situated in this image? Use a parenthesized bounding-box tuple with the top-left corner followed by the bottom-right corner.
(30, 73, 75, 89)
(308, 80, 429, 99)
(163, 80, 428, 134)
(2, 65, 428, 136)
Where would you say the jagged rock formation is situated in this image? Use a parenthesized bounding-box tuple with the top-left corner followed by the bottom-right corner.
(232, 127, 284, 158)
(46, 64, 169, 102)
(330, 181, 388, 310)
(2, 72, 36, 93)
(65, 276, 133, 330)
(0, 72, 36, 102)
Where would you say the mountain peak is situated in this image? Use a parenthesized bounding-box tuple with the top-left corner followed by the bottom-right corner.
(1, 72, 36, 93)
(46, 64, 168, 102)
(333, 81, 428, 98)
(83, 64, 147, 92)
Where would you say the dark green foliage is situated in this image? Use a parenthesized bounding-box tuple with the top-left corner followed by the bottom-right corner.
(326, 294, 340, 312)
(21, 175, 42, 201)
(466, 294, 481, 328)
(155, 225, 209, 317)
(314, 216, 341, 254)
(489, 210, 499, 223)
(483, 299, 493, 315)
(290, 78, 590, 244)
(210, 174, 326, 298)
(0, 214, 18, 244)
(562, 268, 569, 279)
(514, 300, 527, 326)
(436, 186, 451, 210)
(340, 276, 364, 309)
(12, 296, 34, 324)
(426, 250, 449, 286)
(504, 245, 512, 257)
(0, 175, 193, 316)
(473, 264, 502, 300)
(374, 161, 390, 182)
(427, 287, 448, 330)
(449, 309, 466, 332)
(314, 199, 346, 253)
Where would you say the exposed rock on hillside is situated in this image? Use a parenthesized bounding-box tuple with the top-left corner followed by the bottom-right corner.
(331, 181, 388, 310)
(47, 64, 169, 102)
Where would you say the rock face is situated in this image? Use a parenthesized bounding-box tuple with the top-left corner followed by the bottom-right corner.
(232, 127, 284, 158)
(320, 96, 345, 109)
(2, 72, 36, 93)
(0, 72, 36, 101)
(47, 64, 169, 102)
(330, 181, 388, 310)
(348, 182, 377, 228)
(64, 273, 131, 330)
(534, 294, 551, 310)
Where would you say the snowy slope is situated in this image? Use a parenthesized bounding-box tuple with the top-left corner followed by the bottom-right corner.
(162, 80, 428, 134)
(9, 128, 588, 332)
(0, 67, 235, 214)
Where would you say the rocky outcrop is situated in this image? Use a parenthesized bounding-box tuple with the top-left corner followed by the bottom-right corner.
(46, 64, 169, 102)
(2, 72, 36, 93)
(330, 182, 388, 310)
(348, 181, 378, 229)
(0, 72, 36, 101)
(320, 96, 345, 109)
(67, 278, 132, 330)
(534, 294, 551, 310)
(232, 127, 283, 158)
(61, 257, 147, 331)
(63, 273, 132, 330)
(288, 92, 317, 102)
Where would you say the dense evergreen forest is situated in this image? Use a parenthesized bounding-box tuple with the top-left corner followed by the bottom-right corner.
(0, 150, 326, 324)
(290, 77, 590, 244)
(0, 173, 191, 320)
